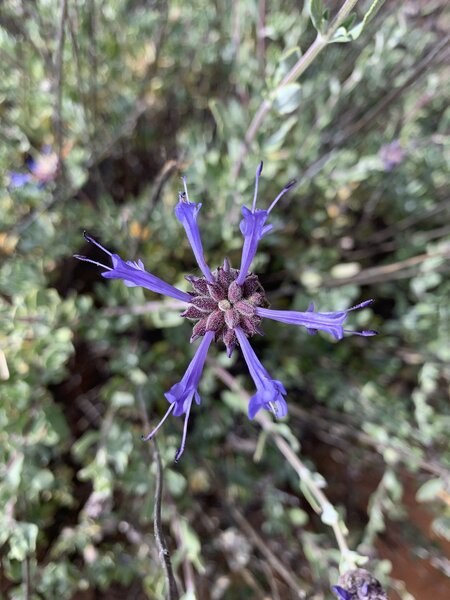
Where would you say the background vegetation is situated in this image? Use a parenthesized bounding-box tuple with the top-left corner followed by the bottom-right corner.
(1, 0, 449, 598)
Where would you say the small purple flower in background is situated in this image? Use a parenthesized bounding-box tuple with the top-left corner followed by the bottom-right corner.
(75, 162, 376, 460)
(9, 146, 58, 188)
(379, 139, 405, 172)
(332, 569, 388, 600)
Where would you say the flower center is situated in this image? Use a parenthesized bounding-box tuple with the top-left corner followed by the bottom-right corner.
(218, 299, 231, 311)
(181, 261, 269, 357)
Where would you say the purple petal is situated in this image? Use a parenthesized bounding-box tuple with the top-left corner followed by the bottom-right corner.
(256, 300, 375, 340)
(235, 328, 287, 419)
(165, 331, 214, 414)
(163, 331, 214, 460)
(9, 172, 32, 187)
(175, 179, 214, 282)
(75, 234, 191, 303)
(332, 586, 352, 600)
(236, 164, 295, 285)
(236, 207, 271, 285)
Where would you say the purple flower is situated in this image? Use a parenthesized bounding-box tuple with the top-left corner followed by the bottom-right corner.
(9, 172, 33, 187)
(76, 162, 376, 458)
(379, 140, 405, 172)
(8, 146, 58, 188)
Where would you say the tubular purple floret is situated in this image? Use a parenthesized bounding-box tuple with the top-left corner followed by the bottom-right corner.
(156, 332, 214, 458)
(235, 327, 288, 419)
(75, 233, 191, 302)
(175, 178, 215, 283)
(255, 300, 375, 340)
(237, 166, 296, 285)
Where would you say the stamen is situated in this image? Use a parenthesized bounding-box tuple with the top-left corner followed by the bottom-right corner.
(268, 401, 278, 416)
(141, 401, 176, 441)
(252, 161, 263, 212)
(174, 397, 193, 462)
(267, 179, 297, 214)
(83, 231, 113, 256)
(182, 176, 190, 204)
(73, 255, 112, 270)
(343, 329, 378, 337)
(346, 299, 374, 312)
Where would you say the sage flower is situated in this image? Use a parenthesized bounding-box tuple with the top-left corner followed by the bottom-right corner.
(75, 163, 376, 459)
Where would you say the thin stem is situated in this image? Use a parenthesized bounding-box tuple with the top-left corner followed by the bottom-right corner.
(139, 393, 179, 600)
(232, 0, 361, 179)
(172, 515, 197, 596)
(228, 502, 306, 595)
(152, 437, 179, 599)
(53, 0, 68, 173)
(23, 555, 31, 600)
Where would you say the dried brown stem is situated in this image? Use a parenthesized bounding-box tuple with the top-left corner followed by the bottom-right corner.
(139, 394, 179, 600)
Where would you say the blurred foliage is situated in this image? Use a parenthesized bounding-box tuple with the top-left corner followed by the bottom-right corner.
(1, 0, 449, 598)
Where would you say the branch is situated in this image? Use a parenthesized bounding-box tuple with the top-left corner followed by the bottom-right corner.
(211, 361, 353, 561)
(53, 0, 68, 172)
(232, 0, 361, 179)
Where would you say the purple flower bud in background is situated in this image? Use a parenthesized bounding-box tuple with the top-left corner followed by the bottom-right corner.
(8, 146, 59, 188)
(75, 164, 376, 458)
(333, 569, 388, 600)
(379, 139, 405, 172)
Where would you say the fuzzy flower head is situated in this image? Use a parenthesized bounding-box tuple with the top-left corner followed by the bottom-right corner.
(75, 162, 376, 459)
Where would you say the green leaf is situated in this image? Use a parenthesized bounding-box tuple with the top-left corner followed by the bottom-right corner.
(264, 116, 297, 153)
(416, 478, 445, 502)
(273, 47, 302, 86)
(308, 0, 328, 34)
(321, 502, 339, 525)
(8, 522, 39, 561)
(272, 83, 302, 115)
(330, 0, 386, 44)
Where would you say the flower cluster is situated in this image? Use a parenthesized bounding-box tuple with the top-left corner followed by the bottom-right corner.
(75, 163, 376, 460)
